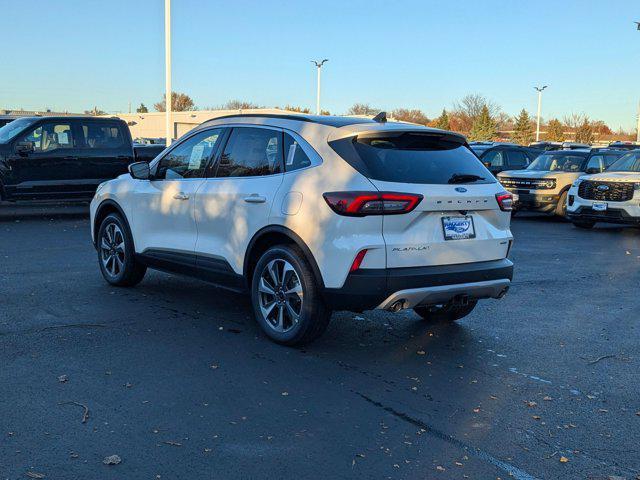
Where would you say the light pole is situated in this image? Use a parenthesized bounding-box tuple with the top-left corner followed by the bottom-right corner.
(534, 85, 548, 142)
(312, 59, 328, 115)
(165, 0, 172, 145)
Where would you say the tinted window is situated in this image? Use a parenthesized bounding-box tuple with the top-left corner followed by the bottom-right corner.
(607, 151, 640, 172)
(283, 133, 312, 172)
(216, 127, 281, 178)
(482, 150, 505, 167)
(81, 123, 125, 149)
(507, 150, 529, 167)
(155, 129, 223, 180)
(21, 123, 75, 152)
(527, 153, 587, 172)
(331, 132, 493, 184)
(604, 154, 621, 167)
(585, 155, 604, 172)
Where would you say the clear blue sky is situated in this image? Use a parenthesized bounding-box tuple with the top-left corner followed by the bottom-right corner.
(1, 0, 639, 130)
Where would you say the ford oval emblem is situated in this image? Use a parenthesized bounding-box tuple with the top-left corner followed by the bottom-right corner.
(597, 185, 609, 192)
(455, 187, 468, 193)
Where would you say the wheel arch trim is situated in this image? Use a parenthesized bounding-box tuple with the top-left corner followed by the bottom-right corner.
(243, 225, 325, 289)
(93, 199, 135, 251)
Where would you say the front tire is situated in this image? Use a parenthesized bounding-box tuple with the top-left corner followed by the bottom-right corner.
(555, 191, 568, 217)
(97, 213, 146, 286)
(251, 244, 332, 346)
(413, 299, 478, 323)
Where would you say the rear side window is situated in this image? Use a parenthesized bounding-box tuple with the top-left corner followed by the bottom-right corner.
(330, 132, 494, 184)
(283, 133, 312, 172)
(216, 127, 281, 178)
(81, 123, 125, 149)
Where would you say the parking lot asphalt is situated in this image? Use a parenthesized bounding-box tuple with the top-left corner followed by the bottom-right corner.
(1, 206, 639, 480)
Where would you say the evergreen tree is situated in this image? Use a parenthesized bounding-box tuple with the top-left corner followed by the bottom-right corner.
(512, 109, 534, 145)
(469, 105, 497, 141)
(434, 109, 451, 130)
(136, 103, 148, 113)
(545, 118, 564, 142)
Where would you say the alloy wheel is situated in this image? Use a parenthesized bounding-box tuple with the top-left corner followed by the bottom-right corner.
(257, 258, 304, 333)
(100, 223, 125, 278)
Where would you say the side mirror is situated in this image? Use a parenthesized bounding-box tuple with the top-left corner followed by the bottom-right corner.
(15, 141, 34, 155)
(585, 167, 600, 175)
(128, 161, 151, 180)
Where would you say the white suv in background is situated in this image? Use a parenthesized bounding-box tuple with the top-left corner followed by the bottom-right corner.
(567, 150, 640, 228)
(90, 113, 514, 345)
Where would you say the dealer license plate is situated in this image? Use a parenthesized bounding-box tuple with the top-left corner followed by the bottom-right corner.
(442, 216, 476, 240)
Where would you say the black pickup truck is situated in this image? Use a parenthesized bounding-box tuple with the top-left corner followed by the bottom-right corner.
(0, 116, 165, 201)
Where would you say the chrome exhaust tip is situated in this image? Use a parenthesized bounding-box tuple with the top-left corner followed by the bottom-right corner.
(388, 299, 406, 312)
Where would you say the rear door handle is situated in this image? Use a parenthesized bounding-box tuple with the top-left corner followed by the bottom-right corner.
(244, 194, 266, 203)
(173, 192, 189, 200)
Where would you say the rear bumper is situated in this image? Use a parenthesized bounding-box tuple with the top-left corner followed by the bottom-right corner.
(323, 258, 513, 312)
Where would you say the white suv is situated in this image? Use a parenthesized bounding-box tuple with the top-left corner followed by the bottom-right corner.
(90, 114, 514, 345)
(567, 150, 640, 228)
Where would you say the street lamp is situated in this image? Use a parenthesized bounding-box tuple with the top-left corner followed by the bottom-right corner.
(311, 59, 328, 115)
(165, 0, 172, 146)
(534, 85, 548, 142)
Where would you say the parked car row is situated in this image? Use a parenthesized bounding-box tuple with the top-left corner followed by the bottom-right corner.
(497, 148, 627, 216)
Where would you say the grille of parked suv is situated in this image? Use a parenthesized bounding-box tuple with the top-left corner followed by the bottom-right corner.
(578, 181, 634, 202)
(499, 178, 556, 190)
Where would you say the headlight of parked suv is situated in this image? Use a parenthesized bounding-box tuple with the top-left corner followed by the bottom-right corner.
(542, 179, 556, 189)
(572, 179, 582, 188)
(634, 182, 640, 191)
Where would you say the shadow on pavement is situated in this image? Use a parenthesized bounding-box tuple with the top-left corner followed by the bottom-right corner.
(0, 201, 89, 222)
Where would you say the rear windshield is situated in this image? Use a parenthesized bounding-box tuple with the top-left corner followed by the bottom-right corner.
(527, 152, 587, 172)
(330, 132, 494, 184)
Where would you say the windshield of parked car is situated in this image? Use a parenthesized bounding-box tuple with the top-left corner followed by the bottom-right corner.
(606, 151, 640, 172)
(527, 152, 587, 172)
(331, 132, 494, 184)
(0, 118, 36, 143)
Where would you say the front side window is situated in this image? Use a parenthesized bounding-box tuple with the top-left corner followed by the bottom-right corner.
(283, 133, 312, 172)
(585, 155, 604, 172)
(507, 150, 529, 167)
(81, 123, 125, 149)
(607, 152, 640, 172)
(527, 153, 587, 172)
(21, 123, 74, 152)
(155, 128, 223, 180)
(216, 127, 281, 178)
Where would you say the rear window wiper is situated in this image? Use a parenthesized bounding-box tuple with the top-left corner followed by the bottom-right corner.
(447, 173, 485, 184)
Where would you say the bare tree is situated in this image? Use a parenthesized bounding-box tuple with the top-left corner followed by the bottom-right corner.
(391, 108, 429, 125)
(451, 94, 501, 133)
(346, 103, 379, 116)
(154, 92, 196, 112)
(222, 100, 260, 110)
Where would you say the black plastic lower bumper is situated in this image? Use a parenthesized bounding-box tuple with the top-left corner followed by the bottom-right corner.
(567, 207, 640, 225)
(511, 191, 559, 213)
(323, 258, 514, 312)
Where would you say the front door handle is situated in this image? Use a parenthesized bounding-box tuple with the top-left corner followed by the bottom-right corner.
(244, 194, 266, 204)
(173, 192, 189, 200)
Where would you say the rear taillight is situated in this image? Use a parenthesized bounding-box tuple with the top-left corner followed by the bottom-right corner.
(323, 191, 423, 217)
(496, 191, 513, 211)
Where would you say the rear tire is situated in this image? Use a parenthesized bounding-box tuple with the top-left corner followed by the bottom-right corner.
(572, 220, 595, 229)
(413, 299, 478, 323)
(97, 213, 146, 287)
(555, 191, 568, 217)
(251, 244, 332, 346)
